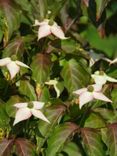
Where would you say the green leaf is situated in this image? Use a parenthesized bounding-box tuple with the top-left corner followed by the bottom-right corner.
(61, 39, 77, 53)
(101, 128, 108, 146)
(38, 0, 47, 19)
(36, 105, 66, 151)
(95, 0, 111, 20)
(81, 128, 105, 156)
(18, 80, 37, 101)
(62, 142, 82, 156)
(46, 122, 78, 156)
(5, 96, 24, 118)
(82, 25, 117, 57)
(111, 88, 117, 109)
(0, 139, 14, 156)
(93, 108, 115, 123)
(107, 123, 117, 156)
(39, 86, 50, 102)
(2, 37, 24, 58)
(31, 54, 52, 84)
(0, 1, 20, 43)
(61, 59, 90, 92)
(0, 105, 10, 128)
(84, 112, 105, 128)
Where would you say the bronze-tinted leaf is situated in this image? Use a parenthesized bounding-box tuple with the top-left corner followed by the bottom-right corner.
(81, 128, 105, 156)
(107, 123, 117, 156)
(0, 139, 14, 156)
(0, 0, 20, 44)
(15, 138, 35, 156)
(31, 54, 52, 84)
(37, 105, 66, 151)
(18, 80, 37, 101)
(46, 122, 78, 156)
(61, 59, 90, 92)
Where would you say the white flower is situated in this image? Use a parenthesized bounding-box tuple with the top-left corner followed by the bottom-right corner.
(45, 79, 60, 98)
(91, 71, 117, 85)
(0, 57, 29, 79)
(73, 84, 112, 109)
(13, 101, 50, 125)
(34, 19, 67, 40)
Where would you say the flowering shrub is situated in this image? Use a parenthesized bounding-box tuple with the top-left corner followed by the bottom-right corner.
(0, 0, 117, 155)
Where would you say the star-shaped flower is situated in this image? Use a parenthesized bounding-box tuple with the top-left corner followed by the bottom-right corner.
(91, 71, 117, 86)
(13, 101, 50, 125)
(34, 19, 67, 40)
(0, 57, 29, 79)
(73, 84, 112, 109)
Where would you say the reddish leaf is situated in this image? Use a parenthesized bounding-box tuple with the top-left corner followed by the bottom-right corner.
(31, 54, 52, 84)
(0, 139, 14, 156)
(3, 37, 24, 58)
(46, 122, 79, 156)
(81, 128, 105, 156)
(83, 0, 89, 7)
(15, 138, 35, 156)
(107, 123, 117, 156)
(0, 0, 20, 45)
(37, 105, 66, 150)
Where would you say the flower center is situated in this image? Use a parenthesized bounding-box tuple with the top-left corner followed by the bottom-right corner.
(28, 102, 33, 109)
(99, 71, 104, 75)
(48, 19, 54, 26)
(11, 55, 17, 61)
(87, 85, 94, 92)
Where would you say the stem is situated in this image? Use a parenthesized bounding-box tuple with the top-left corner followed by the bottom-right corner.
(79, 104, 91, 127)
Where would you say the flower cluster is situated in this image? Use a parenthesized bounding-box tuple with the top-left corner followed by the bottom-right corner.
(73, 70, 117, 108)
(0, 18, 67, 126)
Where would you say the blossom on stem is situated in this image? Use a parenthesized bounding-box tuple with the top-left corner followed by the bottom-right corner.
(45, 79, 60, 98)
(0, 57, 29, 79)
(91, 71, 117, 86)
(73, 84, 112, 109)
(34, 19, 67, 40)
(13, 101, 50, 125)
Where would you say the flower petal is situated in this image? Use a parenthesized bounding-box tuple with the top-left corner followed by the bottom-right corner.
(93, 92, 112, 103)
(73, 88, 87, 95)
(31, 109, 50, 123)
(6, 61, 20, 79)
(34, 19, 40, 26)
(14, 103, 28, 108)
(54, 84, 61, 98)
(106, 75, 117, 83)
(45, 80, 57, 85)
(34, 19, 49, 26)
(110, 58, 117, 64)
(51, 24, 67, 39)
(93, 84, 102, 92)
(91, 74, 107, 85)
(13, 108, 32, 125)
(38, 25, 51, 40)
(0, 57, 11, 66)
(15, 60, 30, 68)
(32, 101, 44, 109)
(79, 91, 93, 108)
